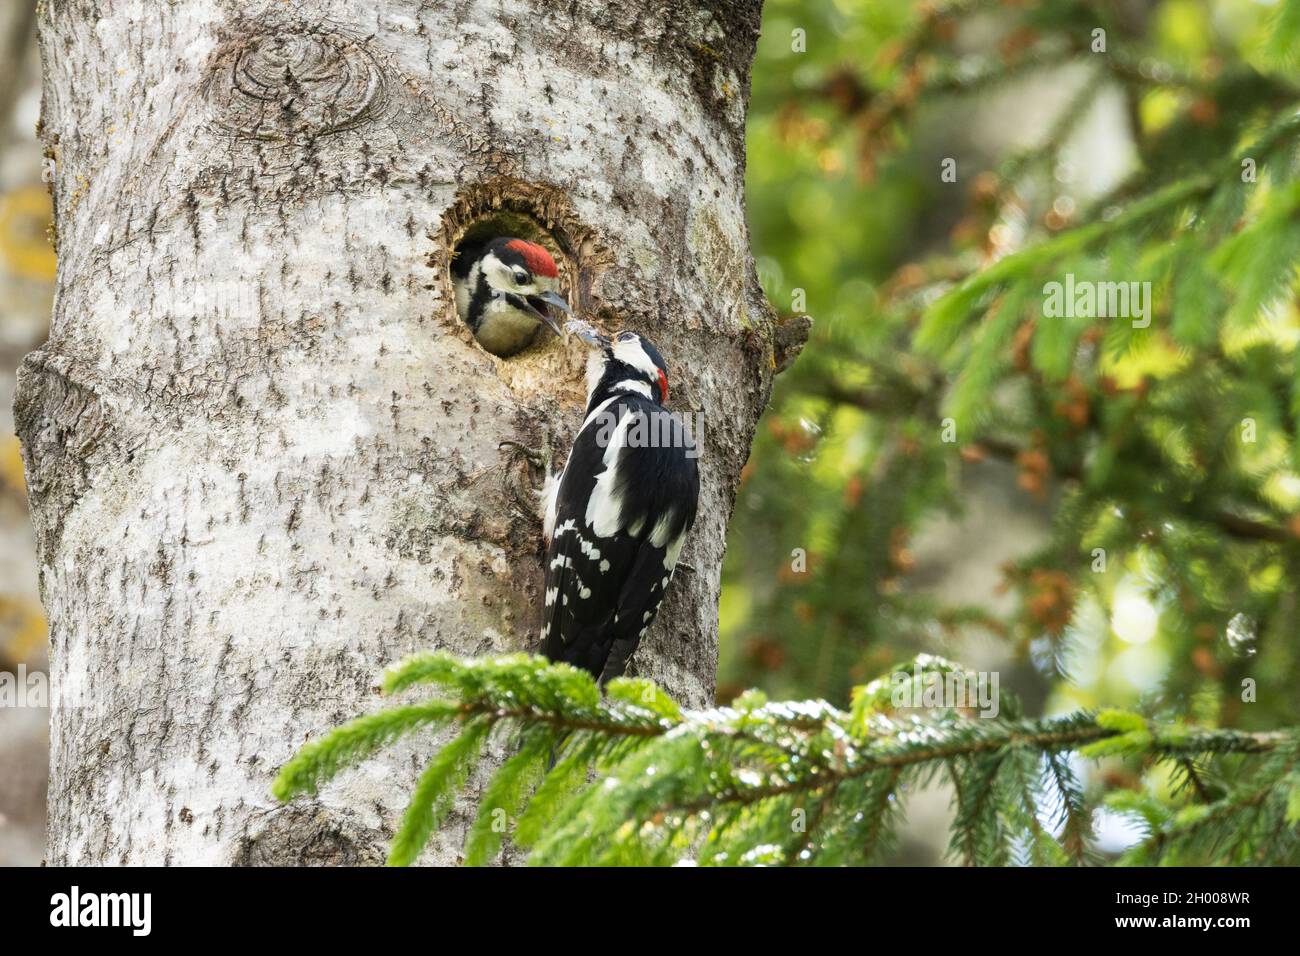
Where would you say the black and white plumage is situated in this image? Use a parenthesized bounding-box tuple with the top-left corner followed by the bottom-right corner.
(452, 236, 572, 357)
(540, 328, 700, 682)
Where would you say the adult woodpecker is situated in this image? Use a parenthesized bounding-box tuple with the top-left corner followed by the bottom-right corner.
(539, 323, 700, 682)
(452, 236, 573, 357)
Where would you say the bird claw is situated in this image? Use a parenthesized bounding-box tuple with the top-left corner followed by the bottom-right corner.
(499, 429, 553, 475)
(500, 430, 554, 532)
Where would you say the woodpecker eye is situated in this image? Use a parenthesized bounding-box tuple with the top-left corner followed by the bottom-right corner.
(513, 270, 529, 285)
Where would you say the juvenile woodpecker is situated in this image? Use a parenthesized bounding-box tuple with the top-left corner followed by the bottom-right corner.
(452, 236, 572, 357)
(539, 324, 700, 682)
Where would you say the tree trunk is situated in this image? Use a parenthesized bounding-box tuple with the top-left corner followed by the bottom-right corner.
(18, 0, 780, 865)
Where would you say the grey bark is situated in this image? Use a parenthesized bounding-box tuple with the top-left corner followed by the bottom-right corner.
(18, 0, 781, 864)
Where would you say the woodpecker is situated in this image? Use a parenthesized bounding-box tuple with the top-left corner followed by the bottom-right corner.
(539, 323, 700, 682)
(452, 236, 573, 357)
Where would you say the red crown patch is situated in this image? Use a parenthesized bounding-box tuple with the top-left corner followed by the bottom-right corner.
(505, 239, 559, 278)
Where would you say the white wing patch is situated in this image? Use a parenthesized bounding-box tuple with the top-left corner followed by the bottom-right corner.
(647, 509, 680, 548)
(542, 476, 564, 542)
(585, 408, 635, 537)
(664, 530, 687, 570)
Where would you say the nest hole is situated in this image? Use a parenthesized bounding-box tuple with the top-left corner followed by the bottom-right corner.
(435, 181, 605, 363)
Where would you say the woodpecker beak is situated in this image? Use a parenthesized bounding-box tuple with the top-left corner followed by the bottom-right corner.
(566, 319, 610, 349)
(524, 291, 573, 337)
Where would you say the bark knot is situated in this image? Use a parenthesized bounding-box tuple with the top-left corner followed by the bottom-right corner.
(206, 28, 385, 144)
(13, 349, 143, 554)
(233, 804, 385, 866)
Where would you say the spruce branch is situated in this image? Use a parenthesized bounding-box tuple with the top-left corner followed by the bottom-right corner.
(272, 653, 1297, 866)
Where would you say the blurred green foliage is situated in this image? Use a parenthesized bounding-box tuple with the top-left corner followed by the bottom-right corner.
(724, 0, 1300, 752)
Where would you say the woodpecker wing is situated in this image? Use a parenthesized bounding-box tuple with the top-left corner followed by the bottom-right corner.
(542, 396, 699, 681)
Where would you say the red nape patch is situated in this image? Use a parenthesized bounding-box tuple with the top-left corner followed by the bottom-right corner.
(505, 239, 559, 278)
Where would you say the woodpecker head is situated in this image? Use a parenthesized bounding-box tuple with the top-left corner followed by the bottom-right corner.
(573, 324, 671, 407)
(453, 237, 573, 357)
